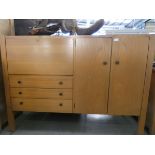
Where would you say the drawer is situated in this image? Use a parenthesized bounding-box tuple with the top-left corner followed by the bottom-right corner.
(9, 75, 73, 88)
(10, 88, 72, 99)
(11, 98, 72, 113)
(6, 37, 73, 75)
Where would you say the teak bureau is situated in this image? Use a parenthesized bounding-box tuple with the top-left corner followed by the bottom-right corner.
(0, 35, 155, 134)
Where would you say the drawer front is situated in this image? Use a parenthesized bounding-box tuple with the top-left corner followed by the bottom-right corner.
(11, 98, 72, 113)
(6, 37, 73, 75)
(10, 88, 72, 99)
(9, 75, 73, 88)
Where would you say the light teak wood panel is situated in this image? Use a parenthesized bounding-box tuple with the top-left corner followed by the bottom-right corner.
(0, 35, 16, 131)
(108, 35, 149, 115)
(9, 75, 72, 88)
(146, 70, 155, 134)
(10, 88, 72, 99)
(11, 98, 72, 113)
(145, 36, 155, 134)
(6, 36, 73, 75)
(137, 36, 155, 134)
(74, 37, 112, 114)
(0, 20, 15, 129)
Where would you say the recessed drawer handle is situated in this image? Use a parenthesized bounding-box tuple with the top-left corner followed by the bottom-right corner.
(19, 101, 23, 105)
(17, 81, 22, 84)
(115, 61, 120, 65)
(18, 92, 22, 95)
(59, 103, 63, 106)
(59, 93, 63, 96)
(59, 81, 63, 85)
(102, 61, 107, 65)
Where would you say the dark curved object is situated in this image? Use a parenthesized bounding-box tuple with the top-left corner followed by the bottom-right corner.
(30, 24, 61, 35)
(14, 19, 104, 35)
(76, 19, 104, 35)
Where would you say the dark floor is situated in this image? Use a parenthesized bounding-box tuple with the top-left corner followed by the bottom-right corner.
(0, 112, 147, 135)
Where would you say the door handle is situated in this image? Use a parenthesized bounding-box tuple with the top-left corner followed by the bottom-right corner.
(102, 61, 108, 65)
(115, 60, 120, 65)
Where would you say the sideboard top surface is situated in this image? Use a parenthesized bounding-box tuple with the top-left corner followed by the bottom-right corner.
(4, 34, 155, 40)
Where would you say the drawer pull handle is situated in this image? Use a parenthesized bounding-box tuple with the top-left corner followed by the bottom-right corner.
(59, 81, 63, 85)
(18, 92, 22, 95)
(102, 61, 107, 65)
(59, 93, 63, 96)
(17, 81, 22, 84)
(59, 103, 63, 106)
(115, 61, 120, 65)
(19, 102, 23, 105)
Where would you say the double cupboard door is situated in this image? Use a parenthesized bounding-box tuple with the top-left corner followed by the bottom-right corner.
(74, 36, 149, 115)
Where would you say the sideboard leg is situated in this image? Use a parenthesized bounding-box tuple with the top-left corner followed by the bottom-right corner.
(137, 113, 146, 135)
(7, 108, 16, 132)
(0, 118, 2, 130)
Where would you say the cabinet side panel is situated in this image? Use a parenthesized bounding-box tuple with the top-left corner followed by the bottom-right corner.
(144, 36, 155, 134)
(0, 35, 15, 130)
(0, 19, 14, 128)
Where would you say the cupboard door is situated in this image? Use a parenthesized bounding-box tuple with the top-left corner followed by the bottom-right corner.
(74, 37, 112, 114)
(108, 35, 149, 115)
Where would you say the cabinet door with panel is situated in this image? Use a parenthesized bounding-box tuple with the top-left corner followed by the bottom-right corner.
(74, 37, 112, 114)
(108, 35, 149, 115)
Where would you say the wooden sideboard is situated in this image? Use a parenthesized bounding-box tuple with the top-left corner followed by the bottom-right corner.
(0, 35, 154, 134)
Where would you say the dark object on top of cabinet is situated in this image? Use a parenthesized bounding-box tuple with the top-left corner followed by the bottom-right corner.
(14, 19, 104, 35)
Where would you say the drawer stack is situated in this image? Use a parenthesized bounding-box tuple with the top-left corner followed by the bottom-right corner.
(9, 75, 73, 112)
(6, 36, 74, 113)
